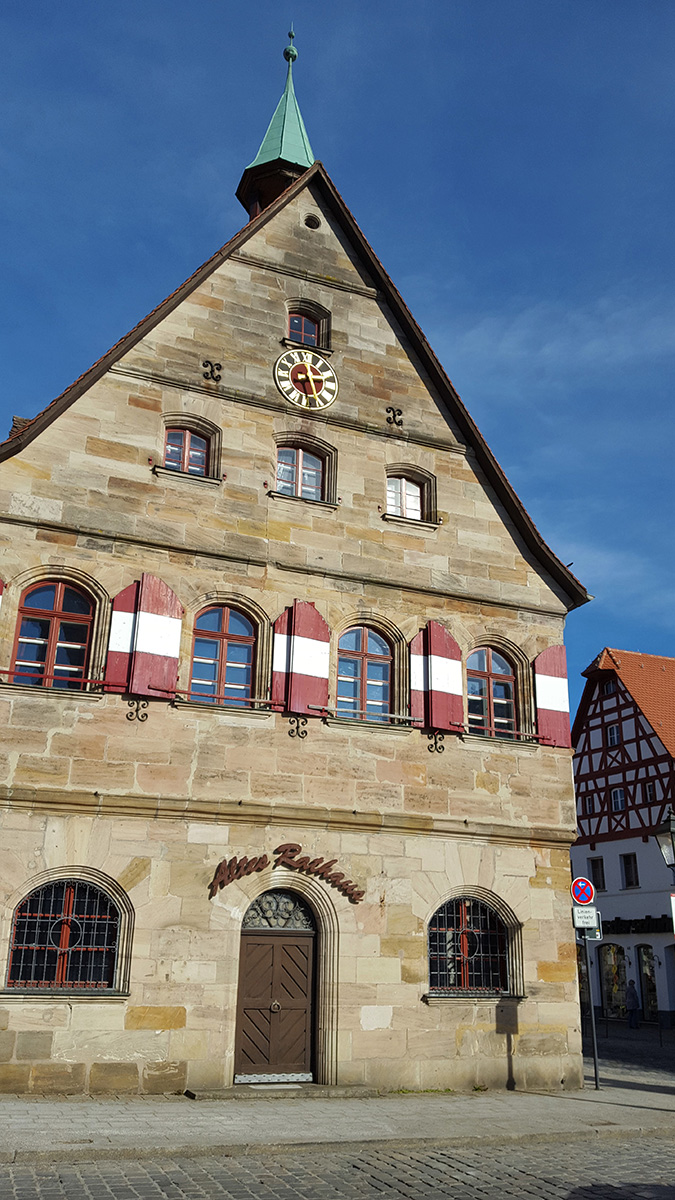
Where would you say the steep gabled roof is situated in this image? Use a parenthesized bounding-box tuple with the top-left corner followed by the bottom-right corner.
(573, 647, 675, 756)
(0, 161, 589, 611)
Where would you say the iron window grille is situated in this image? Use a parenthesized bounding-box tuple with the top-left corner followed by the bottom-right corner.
(466, 648, 517, 739)
(6, 880, 120, 991)
(11, 582, 94, 690)
(190, 606, 256, 706)
(429, 897, 509, 995)
(164, 428, 209, 476)
(337, 627, 392, 722)
(276, 447, 324, 502)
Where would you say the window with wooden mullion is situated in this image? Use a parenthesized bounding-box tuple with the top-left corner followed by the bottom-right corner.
(164, 428, 209, 476)
(276, 447, 323, 501)
(466, 648, 516, 738)
(386, 476, 422, 520)
(11, 582, 93, 690)
(288, 313, 318, 347)
(190, 606, 255, 706)
(337, 626, 391, 722)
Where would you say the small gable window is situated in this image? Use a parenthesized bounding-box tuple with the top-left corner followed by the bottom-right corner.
(190, 606, 256, 706)
(387, 476, 422, 521)
(288, 313, 318, 347)
(164, 428, 209, 476)
(276, 446, 324, 502)
(337, 627, 391, 723)
(466, 648, 517, 739)
(11, 582, 94, 690)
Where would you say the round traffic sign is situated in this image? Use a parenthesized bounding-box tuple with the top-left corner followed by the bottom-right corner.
(571, 876, 595, 905)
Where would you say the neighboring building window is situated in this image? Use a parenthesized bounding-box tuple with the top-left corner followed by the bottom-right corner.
(611, 787, 626, 812)
(588, 857, 606, 892)
(11, 582, 93, 690)
(288, 313, 318, 347)
(190, 606, 255, 705)
(607, 723, 621, 747)
(603, 678, 616, 695)
(6, 880, 120, 991)
(428, 897, 509, 994)
(466, 649, 516, 738)
(337, 627, 391, 722)
(645, 782, 656, 803)
(386, 476, 422, 521)
(276, 446, 324, 501)
(164, 428, 209, 475)
(620, 853, 639, 889)
(583, 794, 594, 815)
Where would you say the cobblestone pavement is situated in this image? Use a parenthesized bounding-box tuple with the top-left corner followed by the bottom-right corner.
(1, 1135, 675, 1199)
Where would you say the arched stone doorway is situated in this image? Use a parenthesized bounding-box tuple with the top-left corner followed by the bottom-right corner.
(234, 890, 317, 1083)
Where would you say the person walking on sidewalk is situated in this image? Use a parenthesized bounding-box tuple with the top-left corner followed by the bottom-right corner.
(626, 979, 641, 1029)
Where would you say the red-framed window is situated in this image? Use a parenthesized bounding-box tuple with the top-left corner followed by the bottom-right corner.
(6, 880, 120, 991)
(164, 428, 209, 475)
(276, 446, 324, 501)
(337, 626, 391, 722)
(466, 648, 516, 738)
(288, 313, 318, 347)
(190, 606, 256, 705)
(386, 476, 422, 520)
(11, 582, 94, 690)
(428, 897, 509, 994)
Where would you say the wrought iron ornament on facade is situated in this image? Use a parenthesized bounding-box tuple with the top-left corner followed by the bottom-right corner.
(288, 715, 308, 738)
(385, 406, 403, 427)
(126, 698, 148, 722)
(202, 360, 222, 382)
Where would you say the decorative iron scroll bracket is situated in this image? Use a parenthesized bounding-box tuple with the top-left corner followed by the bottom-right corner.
(427, 730, 445, 753)
(386, 406, 403, 427)
(126, 699, 149, 722)
(202, 359, 222, 383)
(288, 715, 308, 739)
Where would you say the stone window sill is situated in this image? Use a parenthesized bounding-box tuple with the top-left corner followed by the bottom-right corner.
(172, 698, 273, 720)
(322, 716, 413, 736)
(0, 683, 103, 701)
(152, 466, 222, 487)
(280, 337, 333, 356)
(422, 992, 525, 1004)
(267, 490, 338, 510)
(0, 991, 129, 1001)
(382, 513, 440, 533)
(461, 733, 539, 753)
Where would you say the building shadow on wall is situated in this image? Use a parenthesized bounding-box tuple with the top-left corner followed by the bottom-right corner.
(565, 1188, 675, 1199)
(495, 1000, 518, 1090)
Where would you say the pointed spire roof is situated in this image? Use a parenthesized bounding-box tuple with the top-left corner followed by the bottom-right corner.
(236, 30, 315, 217)
(248, 28, 314, 172)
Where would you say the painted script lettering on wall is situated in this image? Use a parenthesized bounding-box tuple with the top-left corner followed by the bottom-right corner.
(207, 843, 365, 903)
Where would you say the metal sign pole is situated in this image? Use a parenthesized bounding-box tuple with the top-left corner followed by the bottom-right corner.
(584, 929, 600, 1090)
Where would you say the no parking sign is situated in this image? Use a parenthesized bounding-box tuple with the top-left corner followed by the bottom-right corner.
(571, 876, 595, 905)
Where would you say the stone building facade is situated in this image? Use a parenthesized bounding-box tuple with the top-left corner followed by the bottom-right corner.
(0, 59, 588, 1095)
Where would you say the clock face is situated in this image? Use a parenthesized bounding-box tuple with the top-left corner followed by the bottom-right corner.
(274, 350, 338, 411)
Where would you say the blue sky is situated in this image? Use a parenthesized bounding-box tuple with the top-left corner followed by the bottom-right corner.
(1, 0, 673, 712)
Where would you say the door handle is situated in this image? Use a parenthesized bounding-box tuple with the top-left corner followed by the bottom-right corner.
(270, 1000, 281, 1013)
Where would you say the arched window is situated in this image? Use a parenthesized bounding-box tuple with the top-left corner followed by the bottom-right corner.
(190, 606, 256, 705)
(6, 879, 121, 991)
(429, 897, 509, 994)
(386, 476, 422, 520)
(276, 446, 324, 501)
(11, 582, 94, 689)
(288, 313, 318, 347)
(164, 427, 209, 475)
(337, 627, 391, 722)
(466, 648, 517, 738)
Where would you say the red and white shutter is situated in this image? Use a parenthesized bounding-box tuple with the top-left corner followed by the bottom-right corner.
(105, 575, 183, 698)
(271, 601, 330, 714)
(409, 629, 427, 727)
(427, 620, 463, 731)
(534, 645, 571, 748)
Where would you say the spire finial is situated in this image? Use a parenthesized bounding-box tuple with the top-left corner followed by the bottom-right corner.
(284, 24, 298, 64)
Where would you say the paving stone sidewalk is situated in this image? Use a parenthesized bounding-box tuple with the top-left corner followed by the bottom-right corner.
(0, 1052, 673, 1166)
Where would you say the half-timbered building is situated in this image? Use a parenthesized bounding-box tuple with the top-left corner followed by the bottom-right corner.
(571, 648, 675, 1025)
(0, 37, 589, 1095)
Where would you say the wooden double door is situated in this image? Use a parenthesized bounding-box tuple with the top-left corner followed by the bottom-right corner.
(235, 931, 315, 1079)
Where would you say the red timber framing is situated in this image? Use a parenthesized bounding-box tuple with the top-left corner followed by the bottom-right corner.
(574, 673, 674, 845)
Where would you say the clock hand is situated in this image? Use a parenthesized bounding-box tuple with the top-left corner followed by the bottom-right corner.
(302, 355, 321, 403)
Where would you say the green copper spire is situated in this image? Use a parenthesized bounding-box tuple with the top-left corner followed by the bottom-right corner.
(248, 28, 315, 171)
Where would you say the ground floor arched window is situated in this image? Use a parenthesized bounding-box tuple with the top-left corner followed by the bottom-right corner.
(6, 879, 121, 991)
(428, 896, 510, 995)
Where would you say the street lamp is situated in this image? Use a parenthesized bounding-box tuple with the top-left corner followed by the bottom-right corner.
(653, 809, 675, 879)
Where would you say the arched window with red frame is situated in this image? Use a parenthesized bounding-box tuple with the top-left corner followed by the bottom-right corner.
(428, 897, 509, 995)
(288, 312, 318, 347)
(6, 879, 120, 991)
(190, 605, 256, 706)
(11, 582, 94, 690)
(337, 626, 391, 722)
(163, 427, 209, 475)
(466, 647, 517, 738)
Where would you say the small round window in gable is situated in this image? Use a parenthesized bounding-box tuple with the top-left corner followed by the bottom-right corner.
(304, 214, 321, 230)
